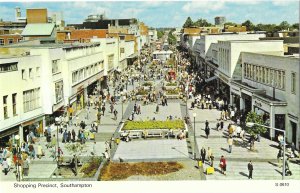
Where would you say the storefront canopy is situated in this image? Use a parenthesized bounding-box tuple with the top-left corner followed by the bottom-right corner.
(205, 76, 218, 83)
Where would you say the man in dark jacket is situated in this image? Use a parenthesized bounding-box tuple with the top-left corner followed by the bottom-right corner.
(248, 160, 253, 179)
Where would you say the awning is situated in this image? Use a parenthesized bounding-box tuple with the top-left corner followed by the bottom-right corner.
(205, 76, 218, 83)
(126, 53, 138, 59)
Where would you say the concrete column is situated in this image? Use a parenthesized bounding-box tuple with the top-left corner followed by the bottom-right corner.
(84, 87, 88, 107)
(240, 97, 244, 111)
(229, 92, 233, 107)
(269, 105, 275, 140)
(19, 125, 24, 144)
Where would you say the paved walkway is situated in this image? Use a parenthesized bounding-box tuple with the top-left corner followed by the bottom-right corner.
(187, 106, 300, 180)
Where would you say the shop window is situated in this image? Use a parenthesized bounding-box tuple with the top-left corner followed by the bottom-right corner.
(12, 93, 17, 116)
(0, 39, 4, 45)
(3, 95, 8, 119)
(8, 38, 14, 44)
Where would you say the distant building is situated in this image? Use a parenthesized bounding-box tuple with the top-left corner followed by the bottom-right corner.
(21, 23, 56, 40)
(0, 34, 22, 45)
(215, 16, 226, 26)
(26, 8, 48, 24)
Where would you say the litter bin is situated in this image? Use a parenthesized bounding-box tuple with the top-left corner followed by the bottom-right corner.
(198, 161, 203, 167)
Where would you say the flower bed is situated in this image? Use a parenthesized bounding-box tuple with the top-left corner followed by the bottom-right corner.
(123, 120, 184, 130)
(80, 157, 103, 177)
(166, 82, 177, 86)
(142, 82, 153, 86)
(166, 89, 179, 95)
(99, 162, 184, 181)
(136, 90, 148, 95)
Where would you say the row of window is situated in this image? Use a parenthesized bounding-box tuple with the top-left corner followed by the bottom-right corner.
(219, 48, 229, 72)
(21, 67, 40, 80)
(55, 80, 64, 103)
(0, 38, 22, 45)
(72, 61, 103, 84)
(244, 63, 297, 94)
(0, 62, 18, 72)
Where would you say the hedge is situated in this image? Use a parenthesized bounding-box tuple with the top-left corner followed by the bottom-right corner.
(123, 120, 185, 130)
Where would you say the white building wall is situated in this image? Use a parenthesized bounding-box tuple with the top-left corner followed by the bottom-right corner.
(242, 52, 300, 146)
(218, 40, 284, 78)
(0, 55, 43, 131)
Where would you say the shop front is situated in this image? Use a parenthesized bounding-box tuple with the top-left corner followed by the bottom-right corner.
(230, 85, 241, 110)
(217, 73, 230, 105)
(21, 115, 45, 142)
(252, 94, 287, 140)
(69, 86, 85, 115)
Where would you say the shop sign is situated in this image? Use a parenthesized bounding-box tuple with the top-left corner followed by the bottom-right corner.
(254, 100, 262, 108)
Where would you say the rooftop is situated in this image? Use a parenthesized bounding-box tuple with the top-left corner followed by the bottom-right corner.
(21, 23, 55, 36)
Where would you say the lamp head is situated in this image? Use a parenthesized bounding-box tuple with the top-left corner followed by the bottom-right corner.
(193, 112, 197, 117)
(15, 135, 20, 140)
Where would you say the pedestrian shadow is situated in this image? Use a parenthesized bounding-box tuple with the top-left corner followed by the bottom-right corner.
(239, 172, 248, 178)
(220, 147, 229, 153)
(275, 169, 283, 176)
(200, 135, 208, 138)
(269, 144, 279, 149)
(214, 167, 223, 174)
(268, 161, 278, 167)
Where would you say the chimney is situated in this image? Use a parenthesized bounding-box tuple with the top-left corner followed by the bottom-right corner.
(15, 7, 21, 20)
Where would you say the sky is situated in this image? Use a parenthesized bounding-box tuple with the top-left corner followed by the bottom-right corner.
(0, 0, 299, 28)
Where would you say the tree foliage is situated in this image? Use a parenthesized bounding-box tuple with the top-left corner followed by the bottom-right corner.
(168, 29, 177, 45)
(183, 17, 193, 28)
(245, 111, 267, 136)
(157, 30, 164, 39)
(193, 18, 212, 27)
(242, 20, 255, 31)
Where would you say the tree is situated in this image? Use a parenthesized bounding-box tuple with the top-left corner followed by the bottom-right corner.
(193, 18, 212, 27)
(224, 22, 238, 26)
(65, 142, 86, 175)
(183, 17, 193, 28)
(245, 111, 267, 150)
(291, 23, 299, 30)
(278, 21, 290, 31)
(157, 30, 164, 39)
(245, 111, 267, 136)
(242, 20, 255, 31)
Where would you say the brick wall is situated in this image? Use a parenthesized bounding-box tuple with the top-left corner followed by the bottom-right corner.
(26, 9, 48, 24)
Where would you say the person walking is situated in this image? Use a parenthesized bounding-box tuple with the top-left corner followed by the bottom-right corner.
(2, 158, 9, 175)
(248, 160, 253, 179)
(228, 136, 233, 153)
(207, 147, 213, 165)
(219, 155, 227, 175)
(22, 157, 29, 176)
(200, 147, 206, 164)
(67, 131, 71, 143)
(71, 129, 76, 142)
(102, 105, 106, 116)
(205, 120, 210, 139)
(113, 109, 118, 120)
(156, 104, 159, 113)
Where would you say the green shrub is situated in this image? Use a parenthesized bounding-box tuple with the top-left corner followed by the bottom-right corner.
(80, 157, 102, 177)
(136, 90, 148, 95)
(123, 120, 185, 130)
(166, 89, 179, 95)
(142, 82, 153, 86)
(166, 82, 177, 86)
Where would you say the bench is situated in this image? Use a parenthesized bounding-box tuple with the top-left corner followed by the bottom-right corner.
(129, 132, 141, 139)
(147, 131, 163, 138)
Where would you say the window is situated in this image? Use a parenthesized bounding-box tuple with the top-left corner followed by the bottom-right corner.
(282, 71, 285, 89)
(85, 67, 88, 78)
(0, 39, 4, 45)
(8, 39, 14, 44)
(278, 71, 282, 89)
(266, 68, 269, 85)
(3, 95, 8, 119)
(23, 88, 40, 112)
(21, 69, 26, 80)
(262, 67, 265, 83)
(0, 62, 18, 72)
(120, 48, 125, 54)
(52, 59, 60, 74)
(55, 80, 64, 103)
(291, 72, 296, 94)
(12, 93, 17, 116)
(29, 68, 33, 78)
(72, 71, 77, 84)
(36, 67, 40, 77)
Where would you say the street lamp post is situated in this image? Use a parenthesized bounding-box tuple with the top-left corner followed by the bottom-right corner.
(246, 122, 286, 180)
(14, 134, 20, 181)
(120, 91, 124, 120)
(193, 112, 197, 160)
(185, 87, 188, 119)
(55, 117, 61, 175)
